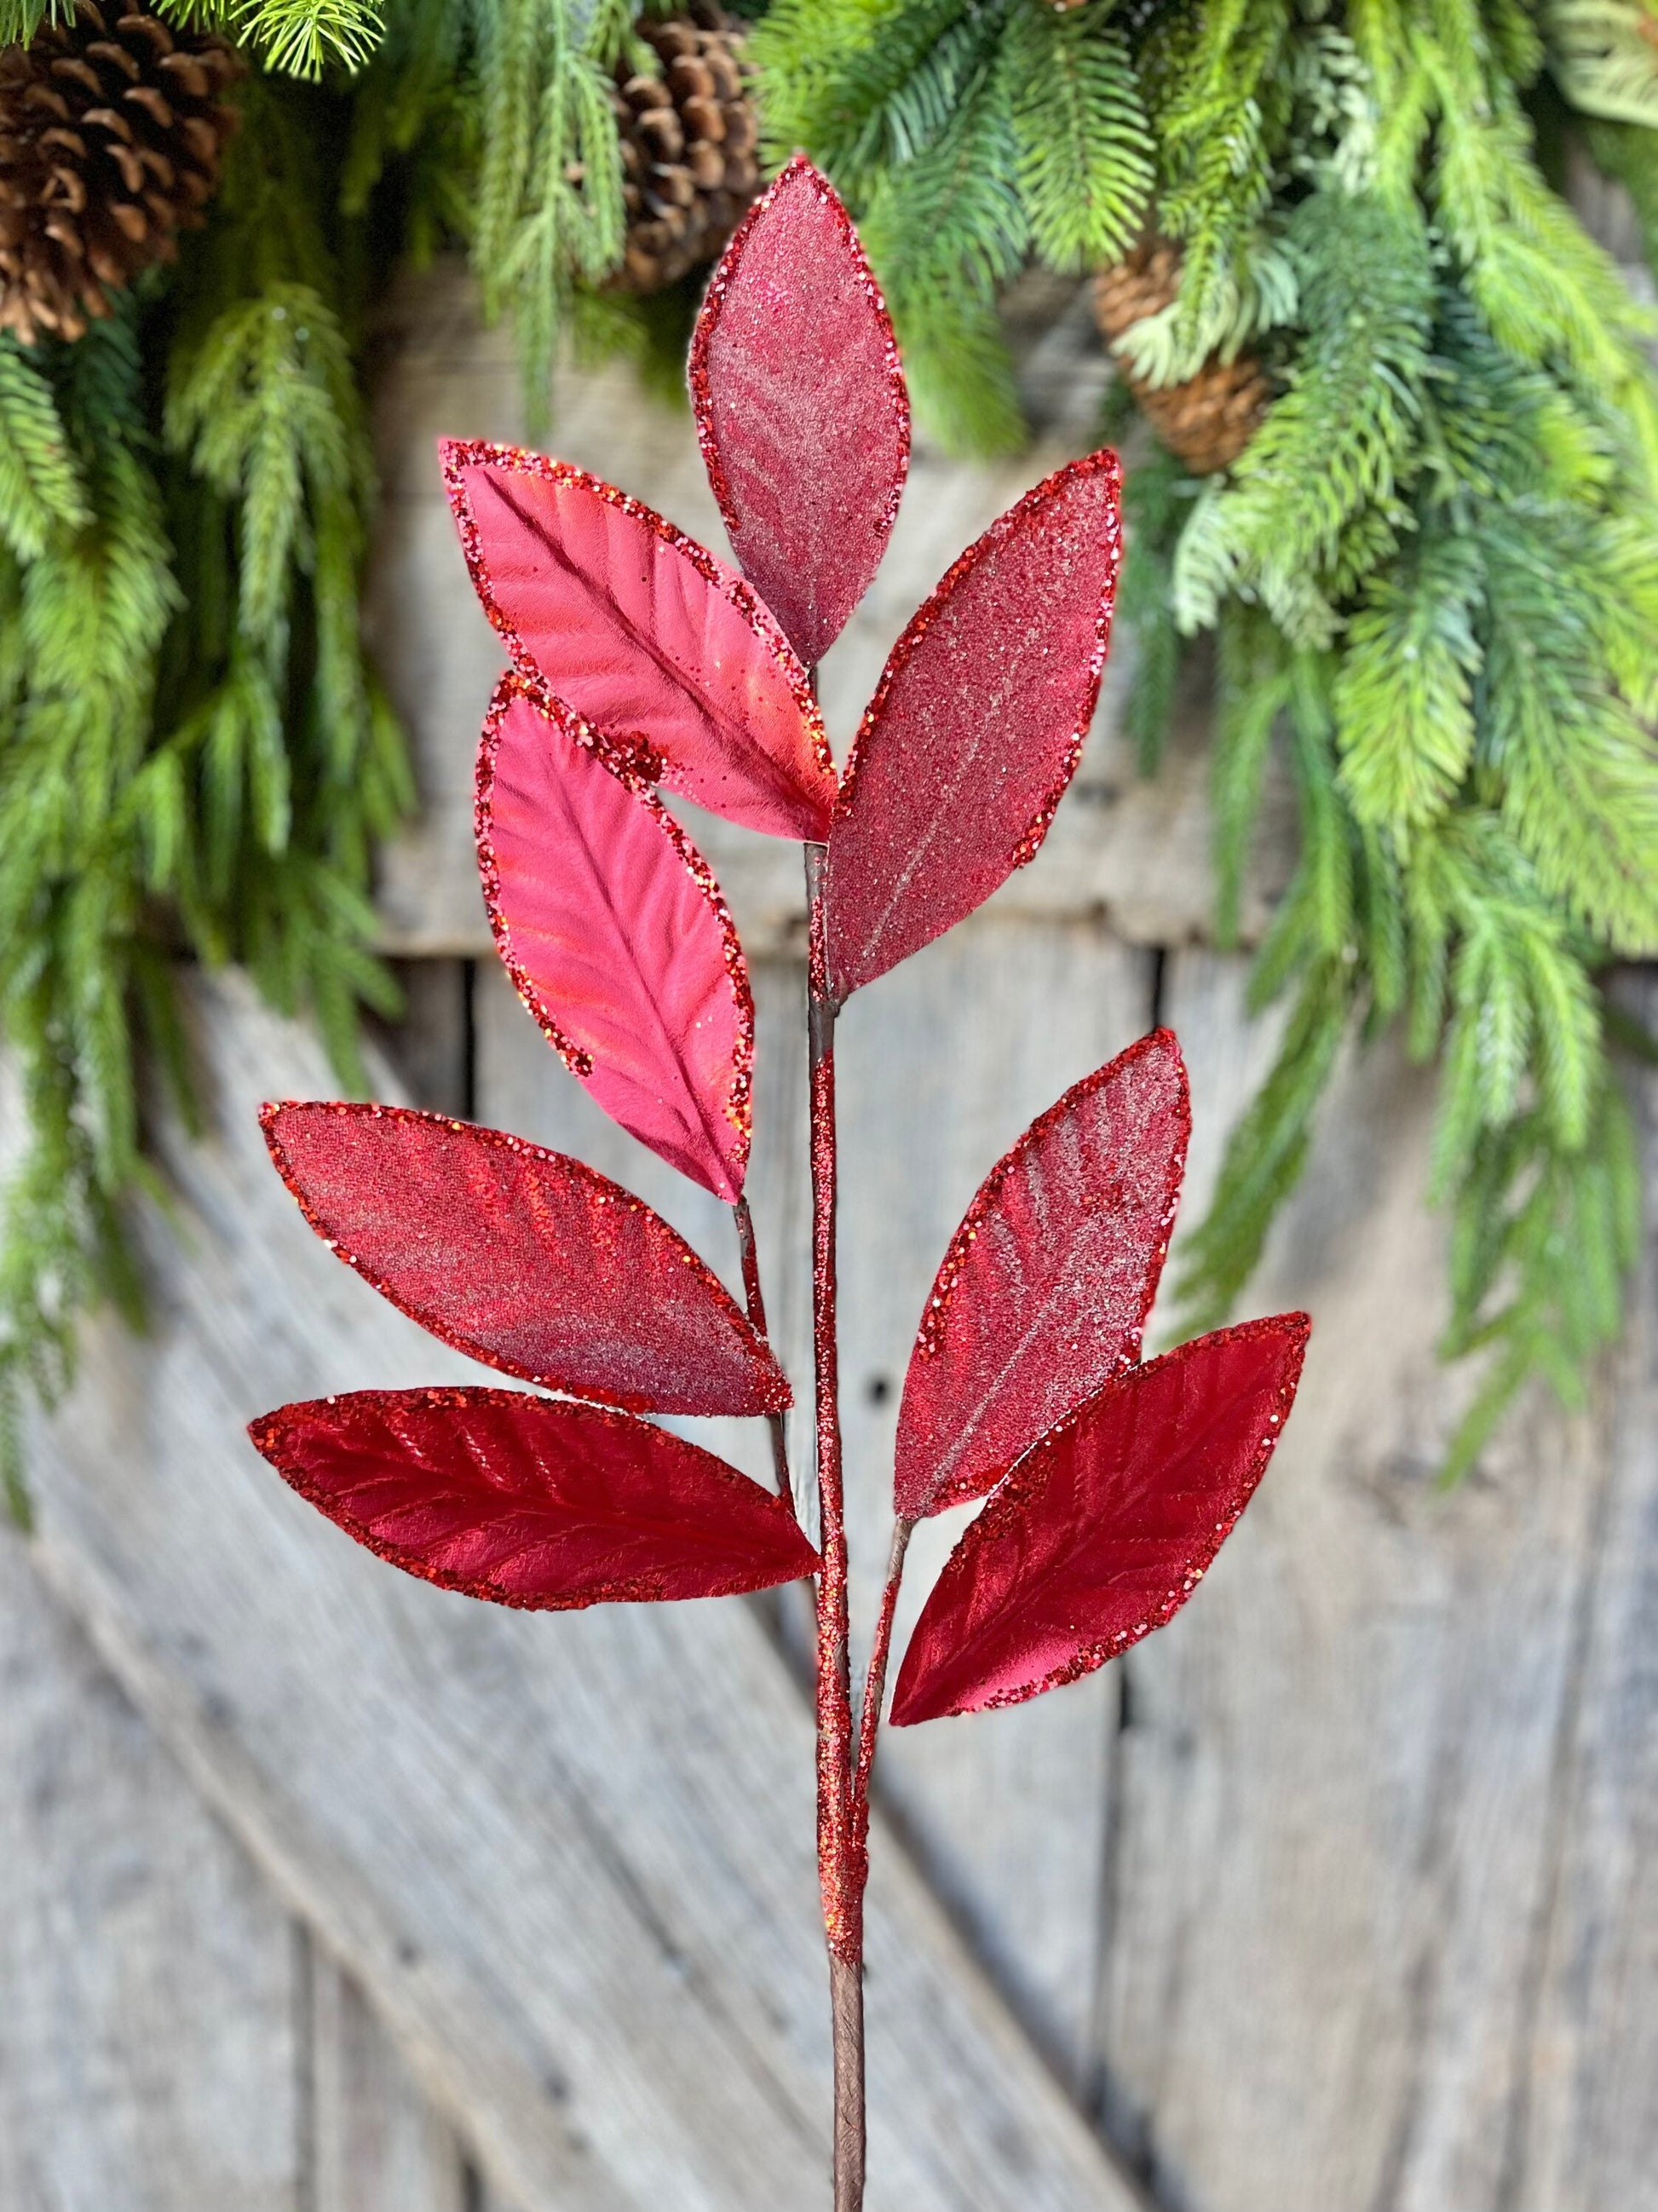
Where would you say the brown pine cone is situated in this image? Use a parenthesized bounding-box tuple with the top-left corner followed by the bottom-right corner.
(0, 0, 240, 345)
(612, 2, 760, 295)
(1094, 239, 1270, 476)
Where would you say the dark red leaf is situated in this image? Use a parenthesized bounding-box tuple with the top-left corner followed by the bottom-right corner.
(890, 1316, 1310, 1725)
(689, 154, 909, 667)
(477, 672, 752, 1201)
(249, 1388, 820, 1610)
(826, 450, 1123, 997)
(261, 1102, 790, 1417)
(442, 439, 836, 840)
(895, 1029, 1190, 1520)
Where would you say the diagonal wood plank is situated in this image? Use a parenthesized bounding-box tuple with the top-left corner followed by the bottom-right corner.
(0, 1529, 302, 2212)
(27, 967, 1148, 2212)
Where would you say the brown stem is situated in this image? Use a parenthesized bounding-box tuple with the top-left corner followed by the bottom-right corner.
(805, 839, 862, 2207)
(852, 1518, 913, 1854)
(732, 1194, 793, 1514)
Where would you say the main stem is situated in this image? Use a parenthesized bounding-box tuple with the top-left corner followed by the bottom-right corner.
(805, 840, 864, 2209)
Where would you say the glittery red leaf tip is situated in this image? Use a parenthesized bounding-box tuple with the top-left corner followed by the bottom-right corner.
(690, 153, 910, 668)
(260, 1101, 790, 1416)
(440, 437, 835, 841)
(890, 1314, 1311, 1725)
(826, 447, 1123, 998)
(249, 1388, 820, 1611)
(476, 671, 754, 1201)
(895, 1028, 1190, 1521)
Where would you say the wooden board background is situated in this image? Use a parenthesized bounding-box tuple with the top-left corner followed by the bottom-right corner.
(4, 260, 1655, 2212)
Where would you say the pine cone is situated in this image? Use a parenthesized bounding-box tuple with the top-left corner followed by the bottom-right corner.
(0, 0, 240, 346)
(1094, 240, 1270, 476)
(612, 3, 760, 295)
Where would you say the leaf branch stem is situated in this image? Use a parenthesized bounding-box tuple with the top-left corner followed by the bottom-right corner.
(805, 836, 864, 2212)
(732, 1193, 794, 1514)
(852, 1517, 913, 1854)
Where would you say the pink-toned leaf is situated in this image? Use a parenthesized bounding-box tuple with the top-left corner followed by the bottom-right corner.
(261, 1102, 790, 1416)
(690, 154, 909, 668)
(477, 672, 752, 1201)
(890, 1316, 1310, 1725)
(895, 1029, 1190, 1521)
(442, 438, 836, 840)
(249, 1387, 819, 1610)
(826, 450, 1123, 998)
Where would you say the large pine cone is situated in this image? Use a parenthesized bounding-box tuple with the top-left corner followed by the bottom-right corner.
(612, 3, 760, 295)
(0, 0, 240, 345)
(1094, 240, 1270, 476)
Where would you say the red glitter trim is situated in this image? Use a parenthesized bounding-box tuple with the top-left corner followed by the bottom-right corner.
(248, 1386, 820, 1613)
(826, 446, 1124, 999)
(896, 1028, 1191, 1518)
(475, 670, 757, 1200)
(890, 1314, 1312, 1725)
(688, 154, 910, 665)
(259, 1099, 790, 1414)
(838, 446, 1122, 812)
(440, 436, 837, 835)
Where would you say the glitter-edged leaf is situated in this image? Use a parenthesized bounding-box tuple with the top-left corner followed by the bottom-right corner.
(891, 1316, 1310, 1725)
(478, 673, 752, 1201)
(442, 439, 836, 840)
(826, 451, 1123, 997)
(250, 1388, 819, 1611)
(895, 1029, 1190, 1521)
(261, 1103, 790, 1416)
(690, 154, 909, 668)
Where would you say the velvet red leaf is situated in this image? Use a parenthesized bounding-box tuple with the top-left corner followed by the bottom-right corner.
(890, 1315, 1310, 1725)
(442, 438, 836, 841)
(250, 1388, 819, 1610)
(261, 1102, 789, 1416)
(689, 154, 909, 668)
(894, 1029, 1190, 1521)
(477, 672, 752, 1201)
(825, 450, 1123, 998)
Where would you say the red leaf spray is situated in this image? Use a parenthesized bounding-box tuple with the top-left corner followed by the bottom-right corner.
(248, 158, 1310, 2209)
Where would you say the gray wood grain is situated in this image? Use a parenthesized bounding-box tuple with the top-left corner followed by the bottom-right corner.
(363, 262, 1293, 964)
(1503, 972, 1658, 2212)
(0, 1529, 302, 2212)
(1089, 951, 1657, 2212)
(27, 968, 1147, 2212)
(476, 919, 1154, 2082)
(311, 1950, 471, 2212)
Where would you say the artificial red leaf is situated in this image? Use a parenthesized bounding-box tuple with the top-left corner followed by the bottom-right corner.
(442, 438, 836, 840)
(250, 1388, 819, 1610)
(690, 154, 909, 668)
(262, 1102, 790, 1416)
(477, 672, 752, 1201)
(895, 1029, 1190, 1521)
(890, 1315, 1310, 1725)
(826, 450, 1123, 997)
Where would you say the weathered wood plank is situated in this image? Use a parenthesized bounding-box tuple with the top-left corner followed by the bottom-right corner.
(362, 262, 1292, 962)
(1507, 972, 1658, 2212)
(1088, 949, 1651, 2212)
(0, 1529, 302, 2212)
(28, 968, 1147, 2212)
(312, 1950, 472, 2212)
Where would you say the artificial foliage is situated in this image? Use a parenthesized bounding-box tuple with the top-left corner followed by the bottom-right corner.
(248, 162, 1310, 2206)
(752, 0, 1658, 1471)
(0, 0, 737, 1513)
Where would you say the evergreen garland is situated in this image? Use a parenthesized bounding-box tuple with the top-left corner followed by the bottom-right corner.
(751, 0, 1658, 1474)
